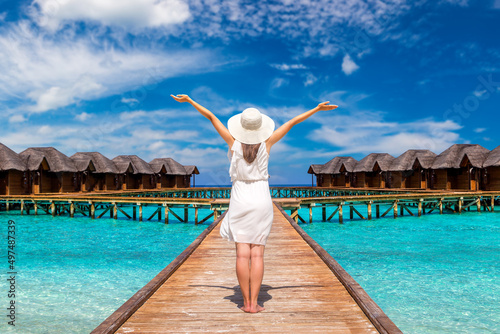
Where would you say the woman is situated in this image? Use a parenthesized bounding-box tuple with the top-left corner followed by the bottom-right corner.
(171, 94, 337, 313)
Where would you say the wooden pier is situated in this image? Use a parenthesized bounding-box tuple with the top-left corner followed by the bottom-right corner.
(92, 202, 402, 333)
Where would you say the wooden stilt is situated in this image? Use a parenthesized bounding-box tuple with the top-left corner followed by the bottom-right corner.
(158, 205, 162, 221)
(309, 205, 313, 224)
(418, 199, 422, 217)
(164, 204, 169, 224)
(90, 202, 95, 219)
(113, 203, 118, 219)
(339, 203, 343, 224)
(477, 197, 481, 212)
(214, 209, 218, 221)
(400, 204, 404, 216)
(492, 196, 495, 212)
(367, 201, 372, 220)
(393, 200, 398, 219)
(5, 200, 9, 211)
(184, 205, 189, 223)
(376, 204, 380, 218)
(34, 201, 38, 215)
(139, 204, 143, 222)
(322, 205, 326, 221)
(439, 198, 443, 215)
(133, 206, 136, 220)
(194, 206, 198, 225)
(50, 201, 55, 217)
(458, 197, 463, 213)
(20, 200, 24, 215)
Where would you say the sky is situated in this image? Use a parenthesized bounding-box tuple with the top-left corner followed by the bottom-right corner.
(1, 0, 500, 186)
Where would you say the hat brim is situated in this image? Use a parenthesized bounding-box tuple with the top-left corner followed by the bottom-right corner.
(227, 113, 275, 145)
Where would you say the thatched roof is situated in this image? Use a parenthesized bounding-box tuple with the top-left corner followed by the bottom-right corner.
(483, 145, 500, 168)
(307, 164, 324, 174)
(431, 144, 489, 169)
(71, 152, 118, 173)
(353, 153, 395, 173)
(112, 155, 154, 174)
(0, 143, 27, 171)
(308, 157, 357, 175)
(184, 165, 200, 175)
(149, 158, 198, 175)
(389, 149, 437, 171)
(19, 147, 78, 172)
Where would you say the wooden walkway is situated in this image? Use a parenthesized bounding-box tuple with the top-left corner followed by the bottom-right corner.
(94, 202, 401, 333)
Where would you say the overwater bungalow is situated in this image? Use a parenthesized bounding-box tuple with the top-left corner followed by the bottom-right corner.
(112, 155, 155, 190)
(387, 149, 437, 189)
(307, 157, 357, 187)
(71, 152, 118, 191)
(149, 158, 199, 188)
(352, 153, 395, 188)
(19, 147, 79, 193)
(481, 145, 500, 191)
(0, 143, 29, 195)
(430, 144, 489, 190)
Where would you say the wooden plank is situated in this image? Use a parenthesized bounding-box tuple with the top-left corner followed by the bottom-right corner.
(93, 203, 402, 334)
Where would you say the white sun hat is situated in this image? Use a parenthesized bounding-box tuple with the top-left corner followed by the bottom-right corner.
(227, 108, 275, 145)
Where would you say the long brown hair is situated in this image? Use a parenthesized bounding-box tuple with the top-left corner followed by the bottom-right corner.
(241, 142, 261, 164)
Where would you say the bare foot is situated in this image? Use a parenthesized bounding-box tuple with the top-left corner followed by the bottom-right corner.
(248, 304, 265, 313)
(240, 305, 251, 313)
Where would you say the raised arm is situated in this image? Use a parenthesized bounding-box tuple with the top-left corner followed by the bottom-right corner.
(266, 101, 337, 153)
(171, 94, 234, 147)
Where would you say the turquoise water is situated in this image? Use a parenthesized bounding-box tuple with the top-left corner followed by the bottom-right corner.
(300, 207, 500, 334)
(0, 206, 212, 333)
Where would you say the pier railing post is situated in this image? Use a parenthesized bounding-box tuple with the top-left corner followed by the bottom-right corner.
(339, 202, 343, 224)
(163, 203, 169, 224)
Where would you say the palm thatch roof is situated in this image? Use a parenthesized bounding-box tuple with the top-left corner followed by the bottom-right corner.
(389, 149, 437, 171)
(71, 152, 118, 173)
(353, 153, 395, 173)
(112, 155, 154, 174)
(431, 144, 489, 169)
(19, 147, 78, 172)
(0, 143, 27, 171)
(308, 157, 357, 174)
(483, 145, 500, 167)
(149, 158, 198, 175)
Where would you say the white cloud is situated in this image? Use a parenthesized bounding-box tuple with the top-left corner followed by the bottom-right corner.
(271, 63, 307, 71)
(0, 20, 218, 113)
(121, 97, 139, 105)
(474, 128, 486, 133)
(341, 54, 360, 75)
(75, 112, 92, 121)
(0, 12, 6, 21)
(9, 114, 26, 123)
(304, 73, 317, 86)
(31, 0, 191, 31)
(271, 78, 289, 90)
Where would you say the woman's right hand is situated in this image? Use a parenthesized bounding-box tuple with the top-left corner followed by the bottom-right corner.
(170, 94, 192, 103)
(316, 101, 338, 111)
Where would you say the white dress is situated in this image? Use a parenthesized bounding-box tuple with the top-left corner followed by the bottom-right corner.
(220, 140, 274, 246)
